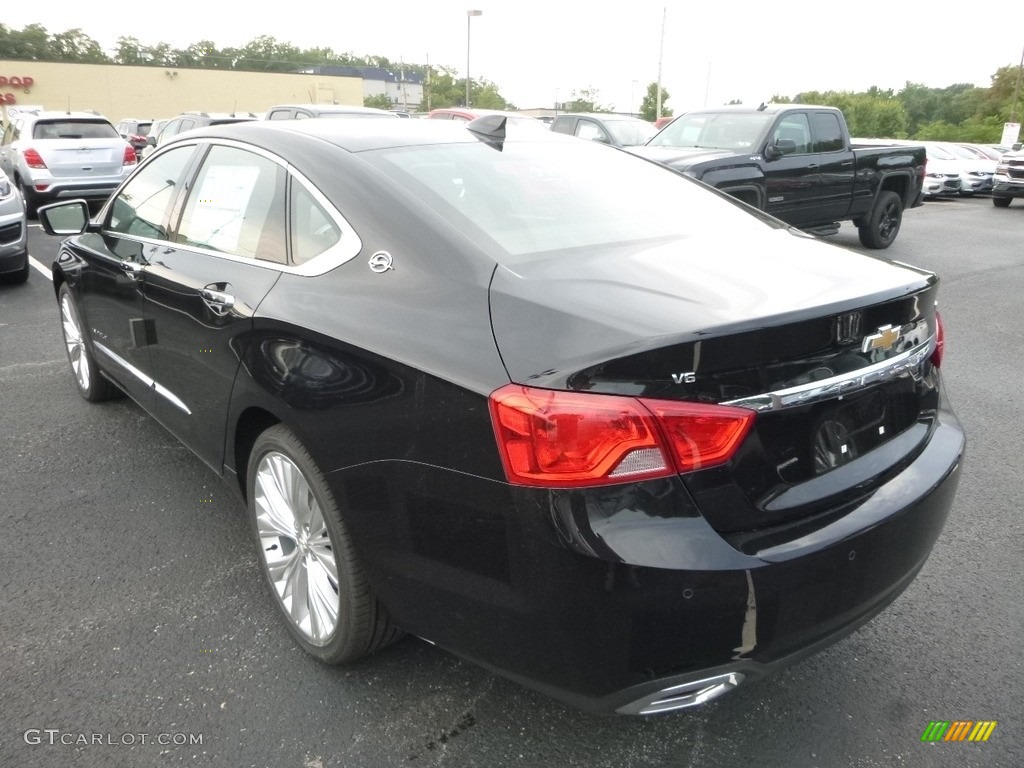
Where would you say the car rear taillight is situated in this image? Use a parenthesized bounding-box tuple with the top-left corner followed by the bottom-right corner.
(642, 401, 756, 473)
(489, 384, 755, 487)
(23, 148, 47, 169)
(932, 310, 945, 367)
(123, 146, 138, 165)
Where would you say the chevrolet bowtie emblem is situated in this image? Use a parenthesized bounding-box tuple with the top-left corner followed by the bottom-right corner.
(862, 324, 902, 353)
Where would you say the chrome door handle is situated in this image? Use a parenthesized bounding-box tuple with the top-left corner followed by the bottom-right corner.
(200, 288, 235, 315)
(120, 261, 144, 280)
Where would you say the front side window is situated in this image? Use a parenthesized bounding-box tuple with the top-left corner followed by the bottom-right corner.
(176, 145, 286, 263)
(772, 114, 811, 154)
(576, 120, 609, 143)
(107, 145, 196, 240)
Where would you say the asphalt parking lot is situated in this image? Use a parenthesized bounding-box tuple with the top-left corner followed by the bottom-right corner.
(1, 196, 1021, 768)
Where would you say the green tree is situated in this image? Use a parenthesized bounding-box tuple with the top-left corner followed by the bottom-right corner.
(565, 87, 611, 113)
(0, 23, 52, 60)
(364, 93, 392, 110)
(639, 82, 671, 121)
(114, 36, 145, 65)
(51, 28, 108, 63)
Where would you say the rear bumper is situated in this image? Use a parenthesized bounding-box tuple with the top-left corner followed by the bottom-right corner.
(340, 402, 964, 714)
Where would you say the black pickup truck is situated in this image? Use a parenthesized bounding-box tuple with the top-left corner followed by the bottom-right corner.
(629, 104, 925, 249)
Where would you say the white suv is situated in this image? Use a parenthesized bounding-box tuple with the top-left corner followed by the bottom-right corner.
(0, 111, 136, 214)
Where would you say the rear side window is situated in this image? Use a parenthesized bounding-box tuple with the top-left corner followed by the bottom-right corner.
(176, 145, 286, 263)
(811, 113, 844, 153)
(290, 182, 340, 265)
(33, 120, 119, 140)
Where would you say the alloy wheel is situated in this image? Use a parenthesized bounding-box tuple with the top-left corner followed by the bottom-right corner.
(60, 293, 90, 392)
(253, 451, 340, 645)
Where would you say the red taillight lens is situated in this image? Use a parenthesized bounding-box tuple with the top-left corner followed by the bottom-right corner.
(489, 384, 755, 487)
(932, 309, 945, 367)
(23, 148, 46, 169)
(123, 146, 138, 165)
(644, 401, 756, 473)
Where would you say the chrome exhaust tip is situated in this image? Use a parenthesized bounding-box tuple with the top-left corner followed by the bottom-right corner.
(616, 672, 745, 716)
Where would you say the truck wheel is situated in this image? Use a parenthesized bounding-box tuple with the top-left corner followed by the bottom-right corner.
(858, 191, 902, 249)
(993, 196, 1011, 208)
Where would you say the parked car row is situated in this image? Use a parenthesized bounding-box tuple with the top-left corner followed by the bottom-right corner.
(854, 138, 1005, 199)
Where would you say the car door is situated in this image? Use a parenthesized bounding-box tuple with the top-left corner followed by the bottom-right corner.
(809, 110, 855, 222)
(65, 144, 199, 411)
(140, 142, 285, 471)
(762, 112, 820, 227)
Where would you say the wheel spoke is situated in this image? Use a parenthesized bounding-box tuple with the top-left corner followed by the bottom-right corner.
(309, 539, 339, 583)
(265, 547, 299, 593)
(255, 456, 299, 537)
(306, 557, 339, 641)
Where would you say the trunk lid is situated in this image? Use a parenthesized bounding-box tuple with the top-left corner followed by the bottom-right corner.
(489, 229, 941, 536)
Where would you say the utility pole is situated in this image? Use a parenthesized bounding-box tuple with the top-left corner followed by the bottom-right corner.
(1011, 43, 1024, 124)
(656, 7, 666, 119)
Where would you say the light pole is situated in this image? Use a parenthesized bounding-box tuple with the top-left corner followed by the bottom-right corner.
(466, 10, 482, 108)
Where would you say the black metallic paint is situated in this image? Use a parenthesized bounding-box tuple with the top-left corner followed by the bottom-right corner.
(51, 120, 964, 714)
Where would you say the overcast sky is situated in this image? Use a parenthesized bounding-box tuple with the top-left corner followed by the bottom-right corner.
(8, 2, 1024, 113)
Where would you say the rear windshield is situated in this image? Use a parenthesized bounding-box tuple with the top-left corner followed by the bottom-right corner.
(33, 120, 119, 140)
(363, 138, 781, 259)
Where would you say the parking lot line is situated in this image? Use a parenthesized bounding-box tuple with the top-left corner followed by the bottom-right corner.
(28, 255, 52, 280)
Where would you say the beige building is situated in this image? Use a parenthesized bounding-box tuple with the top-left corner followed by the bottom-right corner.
(0, 60, 364, 124)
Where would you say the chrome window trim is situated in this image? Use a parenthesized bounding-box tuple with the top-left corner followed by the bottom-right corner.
(723, 336, 935, 413)
(103, 138, 363, 278)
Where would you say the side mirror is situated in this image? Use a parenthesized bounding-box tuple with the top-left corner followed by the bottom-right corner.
(147, 135, 157, 147)
(37, 200, 91, 236)
(764, 138, 796, 160)
(1013, 142, 1023, 152)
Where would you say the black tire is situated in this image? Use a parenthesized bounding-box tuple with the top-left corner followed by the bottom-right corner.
(247, 424, 401, 664)
(857, 190, 903, 249)
(993, 196, 1012, 208)
(57, 283, 119, 401)
(1, 252, 29, 285)
(19, 184, 37, 218)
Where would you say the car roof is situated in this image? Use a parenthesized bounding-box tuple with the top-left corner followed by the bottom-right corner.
(556, 113, 646, 121)
(683, 103, 834, 115)
(170, 115, 569, 154)
(24, 111, 110, 121)
(268, 104, 395, 116)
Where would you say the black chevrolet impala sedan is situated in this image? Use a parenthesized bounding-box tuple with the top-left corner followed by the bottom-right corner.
(39, 117, 964, 715)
